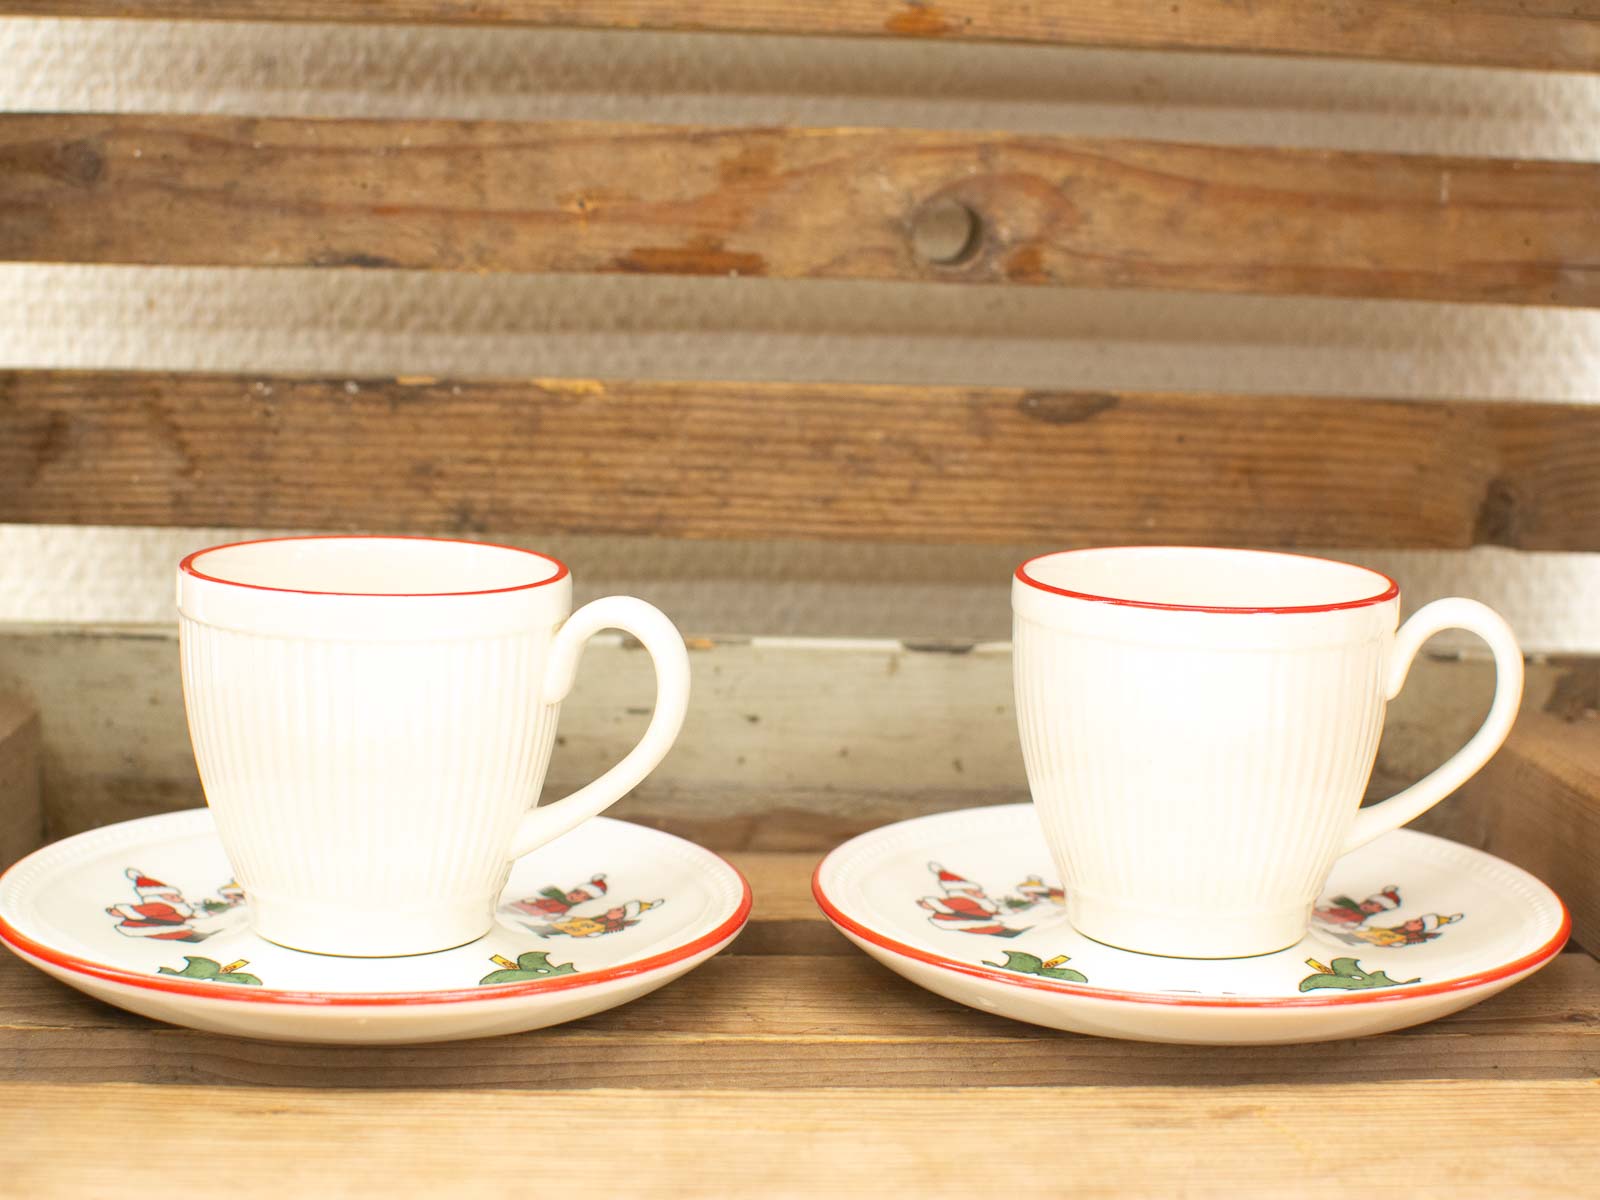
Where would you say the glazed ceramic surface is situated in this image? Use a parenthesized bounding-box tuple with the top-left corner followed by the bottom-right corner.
(1013, 546, 1523, 957)
(178, 535, 691, 956)
(814, 804, 1567, 1045)
(0, 810, 749, 1044)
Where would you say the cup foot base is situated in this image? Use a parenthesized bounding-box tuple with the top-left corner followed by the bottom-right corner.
(255, 930, 492, 959)
(1068, 892, 1310, 960)
(248, 893, 496, 958)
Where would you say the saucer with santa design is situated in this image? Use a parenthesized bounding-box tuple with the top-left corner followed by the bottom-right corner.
(813, 804, 1567, 1045)
(0, 808, 750, 1044)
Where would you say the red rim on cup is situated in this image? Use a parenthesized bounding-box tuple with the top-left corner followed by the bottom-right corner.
(179, 534, 571, 599)
(1015, 546, 1400, 615)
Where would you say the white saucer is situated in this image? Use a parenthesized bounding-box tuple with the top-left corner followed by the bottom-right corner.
(0, 809, 750, 1044)
(813, 804, 1568, 1045)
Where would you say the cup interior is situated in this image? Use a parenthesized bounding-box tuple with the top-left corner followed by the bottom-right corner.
(183, 537, 566, 597)
(1018, 547, 1396, 612)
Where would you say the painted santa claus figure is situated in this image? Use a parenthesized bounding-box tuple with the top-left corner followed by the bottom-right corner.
(917, 863, 1020, 938)
(105, 869, 205, 942)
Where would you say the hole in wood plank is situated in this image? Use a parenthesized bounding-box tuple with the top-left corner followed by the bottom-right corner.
(910, 198, 982, 266)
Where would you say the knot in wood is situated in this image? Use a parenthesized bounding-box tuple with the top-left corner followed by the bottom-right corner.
(910, 198, 981, 266)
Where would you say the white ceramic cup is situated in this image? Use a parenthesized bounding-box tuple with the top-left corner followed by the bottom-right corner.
(1012, 546, 1523, 959)
(177, 536, 691, 957)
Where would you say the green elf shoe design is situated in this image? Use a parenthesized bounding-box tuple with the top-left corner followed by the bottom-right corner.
(479, 950, 580, 985)
(1299, 957, 1419, 992)
(157, 956, 263, 986)
(983, 951, 1088, 983)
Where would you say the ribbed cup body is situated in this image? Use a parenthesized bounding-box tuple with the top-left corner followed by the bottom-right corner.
(176, 537, 577, 957)
(181, 618, 559, 955)
(1013, 561, 1398, 958)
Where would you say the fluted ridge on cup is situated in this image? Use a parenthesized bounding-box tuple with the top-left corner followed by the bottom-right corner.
(179, 617, 553, 917)
(1013, 615, 1388, 936)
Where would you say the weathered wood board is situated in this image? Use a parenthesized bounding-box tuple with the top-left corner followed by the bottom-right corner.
(2, 950, 1597, 1090)
(1458, 706, 1600, 952)
(5, 117, 1599, 306)
(0, 694, 42, 870)
(6, 372, 1599, 551)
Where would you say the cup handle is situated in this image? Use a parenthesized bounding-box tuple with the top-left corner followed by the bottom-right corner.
(507, 596, 691, 860)
(1339, 597, 1523, 856)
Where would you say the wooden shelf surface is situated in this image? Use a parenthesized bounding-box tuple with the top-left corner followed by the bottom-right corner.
(2, 848, 1597, 1196)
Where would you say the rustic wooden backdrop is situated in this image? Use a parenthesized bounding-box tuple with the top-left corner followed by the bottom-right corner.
(1, 0, 1596, 871)
(2, 6, 1598, 1196)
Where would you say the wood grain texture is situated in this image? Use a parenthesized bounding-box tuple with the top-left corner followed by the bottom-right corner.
(721, 851, 842, 954)
(2, 931, 1597, 1091)
(7, 371, 1600, 550)
(4, 116, 1599, 307)
(6, 1079, 1600, 1199)
(0, 695, 42, 871)
(4, 1, 1598, 72)
(1464, 707, 1600, 952)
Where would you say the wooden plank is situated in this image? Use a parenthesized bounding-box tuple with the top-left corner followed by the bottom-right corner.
(5, 1079, 1599, 1198)
(6, 371, 1600, 550)
(9, 935, 1594, 1047)
(722, 850, 847, 954)
(0, 695, 42, 870)
(2, 848, 1596, 1087)
(4, 117, 1598, 307)
(724, 852, 817, 920)
(4, 1, 1597, 73)
(2, 946, 1597, 1090)
(1462, 705, 1600, 952)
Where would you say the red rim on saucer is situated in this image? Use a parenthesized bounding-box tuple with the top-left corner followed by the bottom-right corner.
(0, 813, 751, 1009)
(813, 806, 1569, 1011)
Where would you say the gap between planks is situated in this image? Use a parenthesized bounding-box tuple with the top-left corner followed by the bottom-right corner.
(3, 0, 1596, 72)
